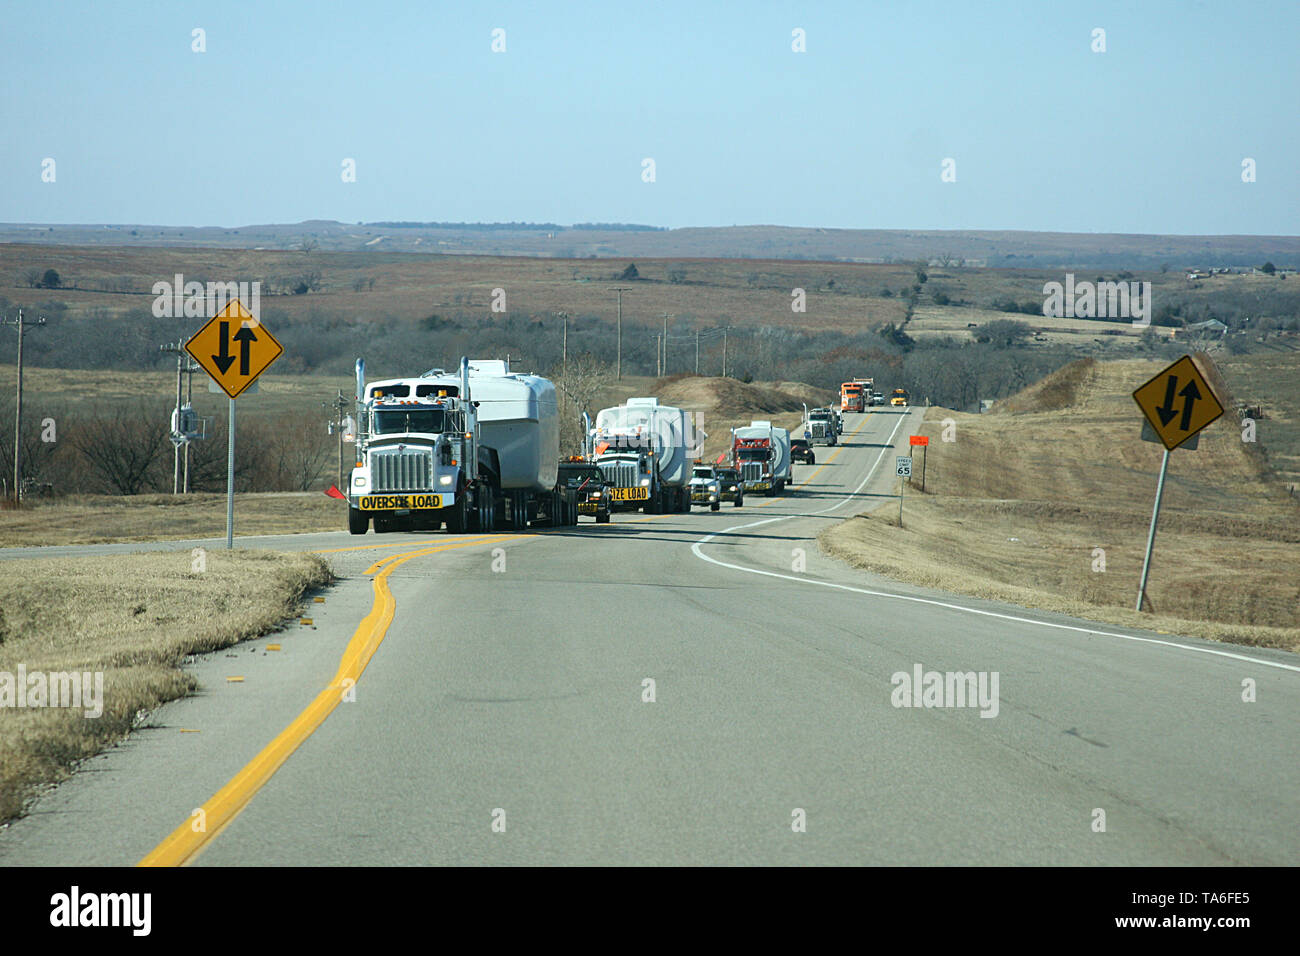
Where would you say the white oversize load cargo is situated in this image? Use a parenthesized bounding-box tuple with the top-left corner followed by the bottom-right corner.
(423, 359, 559, 492)
(593, 397, 694, 488)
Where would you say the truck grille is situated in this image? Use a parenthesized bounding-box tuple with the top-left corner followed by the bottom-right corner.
(599, 460, 639, 489)
(370, 447, 433, 492)
(741, 462, 764, 483)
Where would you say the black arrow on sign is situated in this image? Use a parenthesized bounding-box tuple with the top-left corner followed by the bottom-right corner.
(1155, 375, 1179, 426)
(232, 324, 257, 375)
(211, 321, 236, 374)
(1178, 379, 1201, 431)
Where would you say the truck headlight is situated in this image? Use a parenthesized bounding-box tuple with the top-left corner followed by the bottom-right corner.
(640, 478, 650, 487)
(438, 475, 453, 486)
(353, 475, 367, 488)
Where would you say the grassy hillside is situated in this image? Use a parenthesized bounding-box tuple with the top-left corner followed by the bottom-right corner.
(821, 354, 1300, 649)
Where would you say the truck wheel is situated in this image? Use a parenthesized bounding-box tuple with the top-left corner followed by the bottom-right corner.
(446, 493, 469, 534)
(511, 491, 529, 529)
(764, 484, 775, 497)
(734, 496, 744, 508)
(569, 493, 580, 526)
(596, 509, 610, 524)
(710, 501, 720, 512)
(809, 454, 816, 464)
(348, 507, 368, 535)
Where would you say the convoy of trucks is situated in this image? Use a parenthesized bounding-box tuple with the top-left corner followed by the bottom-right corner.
(347, 355, 888, 532)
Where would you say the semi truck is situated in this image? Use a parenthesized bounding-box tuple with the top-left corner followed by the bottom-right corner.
(732, 420, 791, 496)
(807, 407, 837, 446)
(347, 357, 573, 534)
(840, 382, 866, 413)
(590, 397, 696, 513)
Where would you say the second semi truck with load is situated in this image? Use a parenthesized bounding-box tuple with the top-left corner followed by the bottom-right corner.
(589, 397, 697, 513)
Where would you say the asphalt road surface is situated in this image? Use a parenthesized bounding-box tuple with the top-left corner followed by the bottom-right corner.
(2, 408, 1296, 865)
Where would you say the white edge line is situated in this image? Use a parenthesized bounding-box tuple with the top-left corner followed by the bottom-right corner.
(690, 411, 1300, 675)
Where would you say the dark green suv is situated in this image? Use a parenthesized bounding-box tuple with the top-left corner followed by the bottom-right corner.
(558, 460, 612, 523)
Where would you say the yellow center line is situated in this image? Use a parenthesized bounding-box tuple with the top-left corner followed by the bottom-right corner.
(138, 532, 529, 867)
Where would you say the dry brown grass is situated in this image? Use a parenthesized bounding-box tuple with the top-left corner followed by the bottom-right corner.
(0, 492, 346, 549)
(0, 550, 333, 821)
(820, 355, 1300, 650)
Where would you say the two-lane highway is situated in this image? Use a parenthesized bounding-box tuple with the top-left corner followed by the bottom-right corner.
(2, 408, 1296, 865)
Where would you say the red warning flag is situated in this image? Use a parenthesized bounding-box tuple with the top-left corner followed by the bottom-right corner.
(714, 452, 727, 464)
(324, 484, 346, 499)
(595, 442, 610, 455)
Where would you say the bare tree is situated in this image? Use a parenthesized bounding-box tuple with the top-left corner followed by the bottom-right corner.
(67, 403, 169, 494)
(551, 353, 614, 454)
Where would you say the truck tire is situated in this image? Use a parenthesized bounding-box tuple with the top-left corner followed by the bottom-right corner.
(510, 491, 529, 529)
(446, 492, 469, 534)
(348, 507, 368, 535)
(710, 501, 720, 512)
(568, 492, 580, 526)
(734, 495, 744, 508)
(596, 508, 610, 524)
(764, 484, 775, 497)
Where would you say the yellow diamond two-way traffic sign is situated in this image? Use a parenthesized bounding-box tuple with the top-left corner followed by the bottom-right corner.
(1132, 355, 1224, 451)
(185, 300, 283, 399)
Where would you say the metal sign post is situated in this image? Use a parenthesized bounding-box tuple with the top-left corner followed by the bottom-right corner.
(1130, 356, 1223, 612)
(896, 456, 912, 528)
(1135, 448, 1170, 612)
(186, 299, 283, 551)
(226, 398, 236, 549)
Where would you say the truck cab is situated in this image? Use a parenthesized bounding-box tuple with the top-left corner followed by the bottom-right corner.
(348, 361, 484, 535)
(558, 457, 611, 523)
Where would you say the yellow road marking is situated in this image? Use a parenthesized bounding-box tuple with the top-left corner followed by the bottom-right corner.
(138, 533, 528, 867)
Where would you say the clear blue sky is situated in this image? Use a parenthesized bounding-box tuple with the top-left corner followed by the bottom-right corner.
(1, 0, 1295, 234)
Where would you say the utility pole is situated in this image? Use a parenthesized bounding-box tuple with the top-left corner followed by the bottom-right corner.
(323, 389, 350, 491)
(183, 356, 197, 493)
(559, 311, 569, 378)
(611, 287, 631, 380)
(160, 339, 188, 494)
(695, 329, 701, 374)
(660, 313, 673, 377)
(722, 328, 728, 378)
(656, 334, 662, 377)
(3, 309, 46, 505)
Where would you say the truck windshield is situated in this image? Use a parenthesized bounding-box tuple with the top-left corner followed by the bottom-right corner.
(373, 409, 447, 435)
(559, 468, 601, 486)
(692, 469, 714, 479)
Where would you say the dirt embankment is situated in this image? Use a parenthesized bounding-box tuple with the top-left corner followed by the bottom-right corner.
(820, 354, 1300, 650)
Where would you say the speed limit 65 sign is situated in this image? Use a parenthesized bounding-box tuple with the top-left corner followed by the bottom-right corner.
(896, 456, 912, 477)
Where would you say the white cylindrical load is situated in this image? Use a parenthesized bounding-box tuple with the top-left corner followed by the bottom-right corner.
(771, 427, 791, 478)
(593, 399, 694, 488)
(424, 363, 559, 492)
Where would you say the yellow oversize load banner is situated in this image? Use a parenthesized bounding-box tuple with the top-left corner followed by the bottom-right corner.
(610, 487, 650, 501)
(357, 493, 442, 511)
